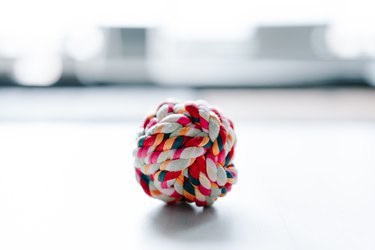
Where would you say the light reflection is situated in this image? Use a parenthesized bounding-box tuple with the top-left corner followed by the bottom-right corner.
(65, 27, 105, 61)
(13, 53, 63, 86)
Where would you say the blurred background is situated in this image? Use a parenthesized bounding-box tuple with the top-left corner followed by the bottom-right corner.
(1, 0, 375, 121)
(1, 0, 375, 89)
(1, 1, 375, 250)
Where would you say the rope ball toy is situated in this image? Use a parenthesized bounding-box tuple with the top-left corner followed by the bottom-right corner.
(133, 100, 238, 207)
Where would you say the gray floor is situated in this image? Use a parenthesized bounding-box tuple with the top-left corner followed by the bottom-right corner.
(0, 87, 374, 250)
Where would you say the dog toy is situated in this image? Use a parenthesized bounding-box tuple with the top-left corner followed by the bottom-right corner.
(133, 100, 237, 207)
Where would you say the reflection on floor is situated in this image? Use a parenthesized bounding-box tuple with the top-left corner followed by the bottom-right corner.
(0, 87, 374, 121)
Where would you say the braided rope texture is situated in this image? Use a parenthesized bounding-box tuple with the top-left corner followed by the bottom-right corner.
(133, 100, 238, 207)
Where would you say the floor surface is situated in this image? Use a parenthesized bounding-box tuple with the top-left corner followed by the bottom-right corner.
(0, 87, 374, 250)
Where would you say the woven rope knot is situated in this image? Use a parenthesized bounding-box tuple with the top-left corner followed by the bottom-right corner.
(134, 100, 238, 207)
